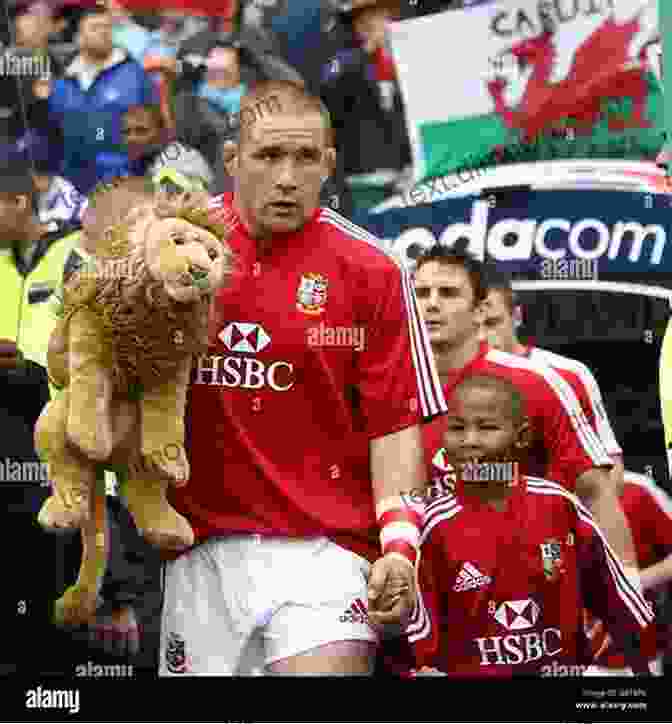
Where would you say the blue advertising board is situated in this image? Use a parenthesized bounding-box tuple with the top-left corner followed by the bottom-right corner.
(352, 189, 672, 283)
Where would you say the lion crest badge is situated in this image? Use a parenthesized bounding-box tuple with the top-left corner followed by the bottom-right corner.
(540, 539, 565, 582)
(296, 273, 328, 316)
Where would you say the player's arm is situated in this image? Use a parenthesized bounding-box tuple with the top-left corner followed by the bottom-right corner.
(574, 497, 654, 674)
(576, 362, 625, 493)
(632, 478, 672, 592)
(539, 367, 637, 567)
(354, 251, 446, 625)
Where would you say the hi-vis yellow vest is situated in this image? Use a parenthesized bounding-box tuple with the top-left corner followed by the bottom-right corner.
(0, 229, 80, 370)
(660, 316, 672, 477)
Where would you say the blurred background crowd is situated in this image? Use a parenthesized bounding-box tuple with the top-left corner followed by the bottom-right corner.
(0, 0, 479, 220)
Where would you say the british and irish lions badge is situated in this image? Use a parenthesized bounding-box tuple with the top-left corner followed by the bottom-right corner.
(540, 539, 565, 582)
(296, 273, 328, 316)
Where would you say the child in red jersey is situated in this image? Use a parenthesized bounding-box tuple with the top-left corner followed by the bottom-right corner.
(406, 374, 653, 676)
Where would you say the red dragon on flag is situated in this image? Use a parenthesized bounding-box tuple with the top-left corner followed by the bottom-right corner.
(487, 5, 660, 143)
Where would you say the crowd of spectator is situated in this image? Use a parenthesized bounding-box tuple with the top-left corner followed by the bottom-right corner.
(0, 0, 473, 219)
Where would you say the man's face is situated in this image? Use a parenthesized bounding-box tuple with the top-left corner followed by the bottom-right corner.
(15, 8, 55, 49)
(122, 109, 162, 152)
(352, 5, 395, 54)
(0, 193, 29, 244)
(414, 261, 479, 347)
(205, 46, 240, 89)
(78, 14, 113, 58)
(479, 289, 517, 352)
(442, 385, 519, 468)
(232, 110, 334, 237)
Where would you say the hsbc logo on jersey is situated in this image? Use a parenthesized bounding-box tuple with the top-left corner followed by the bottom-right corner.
(219, 323, 271, 354)
(193, 322, 295, 391)
(473, 598, 562, 667)
(474, 628, 562, 667)
(493, 599, 540, 631)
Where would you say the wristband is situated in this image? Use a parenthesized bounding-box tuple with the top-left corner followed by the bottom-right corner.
(623, 565, 643, 596)
(376, 495, 423, 567)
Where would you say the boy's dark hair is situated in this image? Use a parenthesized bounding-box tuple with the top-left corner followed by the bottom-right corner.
(414, 239, 488, 306)
(484, 264, 518, 313)
(456, 374, 525, 423)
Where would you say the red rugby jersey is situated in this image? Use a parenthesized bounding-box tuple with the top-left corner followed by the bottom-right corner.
(168, 194, 446, 561)
(586, 472, 672, 667)
(525, 346, 622, 459)
(406, 477, 653, 676)
(422, 343, 613, 493)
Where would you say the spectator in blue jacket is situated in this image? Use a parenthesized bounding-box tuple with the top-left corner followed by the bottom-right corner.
(47, 7, 158, 194)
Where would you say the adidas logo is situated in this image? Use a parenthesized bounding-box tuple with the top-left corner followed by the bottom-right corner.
(453, 562, 492, 592)
(339, 598, 370, 624)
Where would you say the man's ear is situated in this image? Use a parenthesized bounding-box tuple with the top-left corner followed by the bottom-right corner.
(515, 418, 533, 451)
(221, 140, 238, 176)
(322, 146, 336, 183)
(15, 194, 30, 214)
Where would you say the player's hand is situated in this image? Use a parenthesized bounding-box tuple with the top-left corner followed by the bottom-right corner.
(0, 339, 23, 369)
(86, 605, 140, 657)
(412, 666, 446, 676)
(367, 553, 416, 628)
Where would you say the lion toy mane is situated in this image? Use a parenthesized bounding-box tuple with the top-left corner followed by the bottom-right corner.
(35, 177, 234, 624)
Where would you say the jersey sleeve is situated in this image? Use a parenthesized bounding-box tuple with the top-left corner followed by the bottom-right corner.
(574, 497, 654, 648)
(355, 261, 447, 438)
(534, 365, 613, 490)
(406, 530, 442, 669)
(576, 364, 622, 457)
(635, 478, 672, 555)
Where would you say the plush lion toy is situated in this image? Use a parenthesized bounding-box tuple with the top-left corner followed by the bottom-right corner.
(35, 177, 234, 625)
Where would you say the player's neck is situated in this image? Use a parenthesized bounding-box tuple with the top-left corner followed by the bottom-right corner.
(432, 334, 482, 381)
(513, 341, 527, 356)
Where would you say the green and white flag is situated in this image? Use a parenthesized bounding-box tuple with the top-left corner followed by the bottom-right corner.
(389, 0, 663, 183)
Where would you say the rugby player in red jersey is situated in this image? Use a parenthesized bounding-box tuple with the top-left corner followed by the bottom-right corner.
(478, 267, 625, 489)
(406, 375, 653, 676)
(477, 271, 671, 674)
(583, 472, 672, 675)
(160, 80, 447, 675)
(414, 243, 638, 573)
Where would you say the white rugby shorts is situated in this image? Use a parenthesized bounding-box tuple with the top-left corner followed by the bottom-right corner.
(582, 654, 663, 676)
(159, 535, 378, 675)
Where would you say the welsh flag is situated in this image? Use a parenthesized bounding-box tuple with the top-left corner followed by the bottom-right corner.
(388, 0, 664, 184)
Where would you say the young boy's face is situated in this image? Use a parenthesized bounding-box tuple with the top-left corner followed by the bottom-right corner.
(442, 384, 522, 468)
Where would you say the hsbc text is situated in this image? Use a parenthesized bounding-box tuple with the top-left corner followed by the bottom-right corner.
(475, 627, 562, 666)
(193, 355, 295, 391)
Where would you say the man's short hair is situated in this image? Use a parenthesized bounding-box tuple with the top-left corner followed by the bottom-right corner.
(414, 239, 488, 306)
(484, 264, 518, 313)
(78, 5, 110, 27)
(238, 80, 334, 147)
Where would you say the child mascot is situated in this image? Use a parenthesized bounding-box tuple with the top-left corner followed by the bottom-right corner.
(35, 177, 234, 625)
